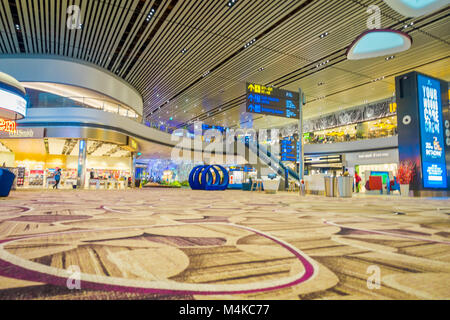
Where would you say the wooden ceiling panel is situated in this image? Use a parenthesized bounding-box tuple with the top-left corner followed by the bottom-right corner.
(0, 0, 448, 130)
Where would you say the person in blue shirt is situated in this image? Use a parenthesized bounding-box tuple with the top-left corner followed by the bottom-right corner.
(53, 168, 62, 190)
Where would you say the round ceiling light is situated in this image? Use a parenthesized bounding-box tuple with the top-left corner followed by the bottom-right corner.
(384, 0, 450, 17)
(346, 29, 412, 60)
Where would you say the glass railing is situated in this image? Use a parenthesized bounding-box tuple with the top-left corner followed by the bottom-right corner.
(304, 129, 397, 145)
(242, 137, 300, 182)
(26, 89, 143, 122)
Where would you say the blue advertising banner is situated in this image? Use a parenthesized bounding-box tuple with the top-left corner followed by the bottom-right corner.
(417, 74, 447, 189)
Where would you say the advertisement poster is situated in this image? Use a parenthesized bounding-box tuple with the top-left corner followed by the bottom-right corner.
(417, 74, 447, 189)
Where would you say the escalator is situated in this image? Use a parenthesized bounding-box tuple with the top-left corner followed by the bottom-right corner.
(236, 138, 300, 184)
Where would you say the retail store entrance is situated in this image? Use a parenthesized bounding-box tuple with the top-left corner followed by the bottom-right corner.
(0, 136, 135, 190)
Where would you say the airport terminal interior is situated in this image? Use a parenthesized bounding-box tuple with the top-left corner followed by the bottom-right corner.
(0, 0, 449, 301)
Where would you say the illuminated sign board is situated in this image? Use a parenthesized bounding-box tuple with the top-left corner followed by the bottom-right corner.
(281, 139, 300, 162)
(0, 88, 27, 119)
(202, 124, 228, 134)
(0, 127, 44, 139)
(417, 74, 447, 189)
(0, 118, 16, 133)
(246, 83, 300, 119)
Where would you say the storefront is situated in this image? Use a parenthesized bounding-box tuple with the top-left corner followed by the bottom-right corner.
(344, 149, 399, 193)
(226, 165, 256, 189)
(0, 127, 137, 190)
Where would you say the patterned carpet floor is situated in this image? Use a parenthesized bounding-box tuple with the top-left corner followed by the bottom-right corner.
(0, 189, 449, 300)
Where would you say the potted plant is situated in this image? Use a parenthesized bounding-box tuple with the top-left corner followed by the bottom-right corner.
(396, 161, 416, 197)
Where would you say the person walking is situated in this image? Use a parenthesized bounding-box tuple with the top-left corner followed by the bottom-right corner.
(53, 168, 62, 190)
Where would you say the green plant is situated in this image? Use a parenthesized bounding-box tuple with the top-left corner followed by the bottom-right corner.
(170, 181, 182, 187)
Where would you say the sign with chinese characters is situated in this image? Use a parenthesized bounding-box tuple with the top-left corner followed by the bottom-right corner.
(246, 83, 300, 119)
(0, 118, 16, 133)
(280, 139, 300, 162)
(417, 74, 447, 189)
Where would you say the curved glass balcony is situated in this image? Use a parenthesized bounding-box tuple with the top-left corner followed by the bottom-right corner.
(26, 88, 142, 122)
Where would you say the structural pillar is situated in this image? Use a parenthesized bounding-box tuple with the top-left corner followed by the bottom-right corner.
(77, 139, 87, 189)
(298, 88, 306, 181)
(130, 152, 137, 188)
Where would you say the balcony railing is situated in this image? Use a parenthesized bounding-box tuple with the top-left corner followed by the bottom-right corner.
(27, 90, 143, 123)
(304, 129, 397, 145)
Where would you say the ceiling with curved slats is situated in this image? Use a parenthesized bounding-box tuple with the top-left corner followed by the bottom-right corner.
(0, 0, 448, 130)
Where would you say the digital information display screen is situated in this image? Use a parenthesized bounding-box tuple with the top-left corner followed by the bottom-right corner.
(246, 83, 300, 119)
(417, 74, 447, 189)
(0, 87, 27, 118)
(281, 139, 300, 162)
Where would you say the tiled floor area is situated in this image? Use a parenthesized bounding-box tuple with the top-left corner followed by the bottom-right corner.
(0, 189, 449, 300)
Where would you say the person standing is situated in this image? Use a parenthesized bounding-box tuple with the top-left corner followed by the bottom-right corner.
(53, 168, 62, 190)
(355, 171, 362, 193)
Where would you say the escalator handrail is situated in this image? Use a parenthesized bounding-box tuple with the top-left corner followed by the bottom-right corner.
(241, 138, 300, 182)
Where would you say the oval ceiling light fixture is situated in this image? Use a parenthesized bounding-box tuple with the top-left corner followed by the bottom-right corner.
(384, 0, 450, 17)
(346, 29, 412, 60)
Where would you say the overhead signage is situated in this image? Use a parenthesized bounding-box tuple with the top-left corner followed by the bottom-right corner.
(202, 124, 228, 134)
(246, 83, 300, 119)
(357, 152, 390, 160)
(123, 138, 138, 152)
(0, 88, 27, 119)
(0, 118, 16, 133)
(417, 74, 447, 189)
(281, 139, 300, 162)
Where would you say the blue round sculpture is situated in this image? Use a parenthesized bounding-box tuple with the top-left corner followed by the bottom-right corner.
(189, 165, 229, 191)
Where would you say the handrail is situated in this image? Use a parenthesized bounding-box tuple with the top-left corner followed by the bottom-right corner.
(241, 138, 300, 182)
(27, 91, 142, 123)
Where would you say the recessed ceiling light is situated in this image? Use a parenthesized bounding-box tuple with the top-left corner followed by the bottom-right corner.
(316, 60, 330, 68)
(146, 8, 156, 22)
(319, 32, 329, 38)
(227, 0, 237, 8)
(385, 55, 395, 61)
(244, 38, 256, 49)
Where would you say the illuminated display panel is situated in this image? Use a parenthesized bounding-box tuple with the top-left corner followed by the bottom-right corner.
(281, 139, 300, 162)
(246, 83, 300, 119)
(0, 87, 27, 119)
(417, 74, 447, 189)
(0, 118, 17, 133)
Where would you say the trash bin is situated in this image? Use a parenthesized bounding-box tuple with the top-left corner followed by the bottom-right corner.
(337, 176, 353, 198)
(324, 176, 338, 197)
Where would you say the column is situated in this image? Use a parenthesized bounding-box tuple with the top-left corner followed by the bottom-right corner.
(77, 139, 87, 189)
(130, 152, 137, 188)
(298, 88, 305, 181)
